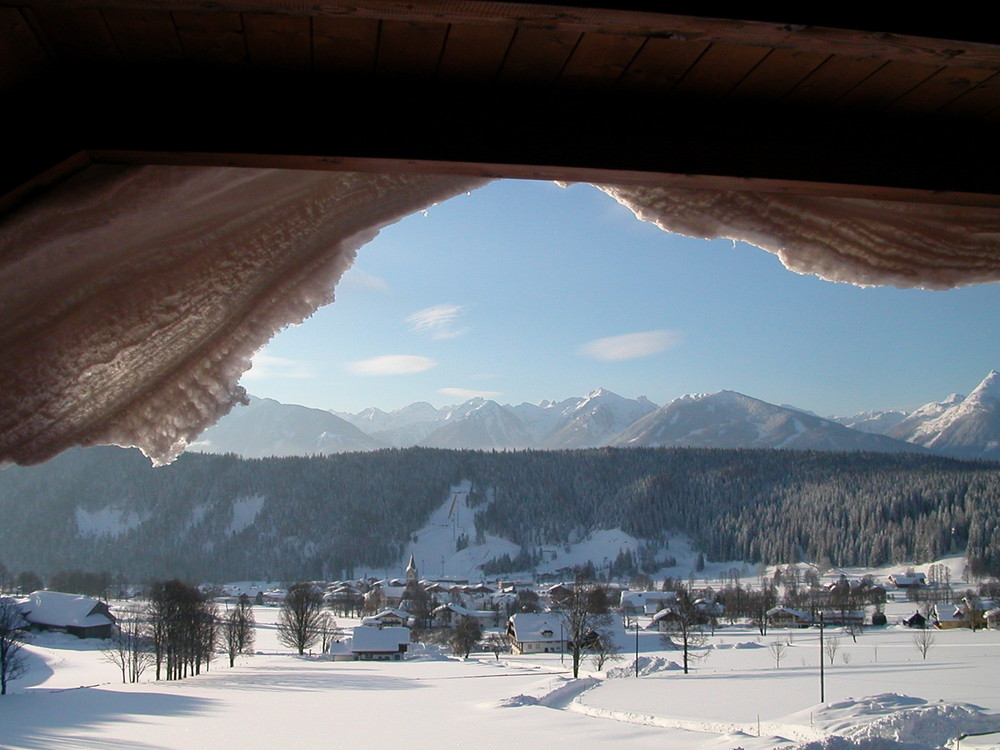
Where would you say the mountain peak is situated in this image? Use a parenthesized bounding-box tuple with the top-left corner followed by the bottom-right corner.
(969, 370, 1000, 401)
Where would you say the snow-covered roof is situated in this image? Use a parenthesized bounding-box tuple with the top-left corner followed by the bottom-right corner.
(433, 603, 494, 619)
(19, 590, 114, 629)
(620, 590, 677, 608)
(351, 626, 410, 653)
(933, 606, 966, 623)
(888, 573, 926, 586)
(766, 606, 811, 620)
(650, 607, 681, 622)
(508, 613, 565, 643)
(361, 610, 412, 628)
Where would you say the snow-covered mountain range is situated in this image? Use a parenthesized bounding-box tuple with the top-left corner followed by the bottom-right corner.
(611, 390, 923, 453)
(190, 372, 1000, 460)
(189, 395, 382, 457)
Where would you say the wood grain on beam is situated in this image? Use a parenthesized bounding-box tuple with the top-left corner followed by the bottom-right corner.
(4, 1, 999, 70)
(101, 8, 183, 63)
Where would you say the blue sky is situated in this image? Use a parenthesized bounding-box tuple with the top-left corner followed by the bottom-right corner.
(244, 180, 1000, 417)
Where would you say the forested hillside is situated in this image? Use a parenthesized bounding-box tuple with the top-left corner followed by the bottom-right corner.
(1, 446, 998, 581)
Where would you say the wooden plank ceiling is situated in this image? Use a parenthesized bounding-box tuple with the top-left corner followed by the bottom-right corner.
(3, 1, 1000, 215)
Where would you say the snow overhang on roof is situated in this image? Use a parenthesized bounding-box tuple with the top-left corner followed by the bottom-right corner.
(2, 3, 999, 467)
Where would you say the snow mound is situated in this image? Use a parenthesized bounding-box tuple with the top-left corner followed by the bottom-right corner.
(836, 694, 1000, 748)
(733, 641, 766, 649)
(791, 738, 928, 750)
(607, 656, 682, 677)
(498, 694, 539, 707)
(498, 677, 598, 708)
(782, 694, 1000, 750)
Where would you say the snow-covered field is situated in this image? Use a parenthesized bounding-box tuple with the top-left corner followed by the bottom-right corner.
(2, 601, 999, 750)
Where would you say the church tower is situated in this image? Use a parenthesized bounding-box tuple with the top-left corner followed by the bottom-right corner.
(406, 553, 418, 584)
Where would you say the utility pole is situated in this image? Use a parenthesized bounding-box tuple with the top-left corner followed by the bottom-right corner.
(819, 611, 825, 703)
(635, 618, 640, 678)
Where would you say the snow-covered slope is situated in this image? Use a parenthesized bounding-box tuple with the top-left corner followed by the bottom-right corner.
(507, 397, 584, 444)
(831, 409, 909, 435)
(890, 371, 1000, 458)
(189, 396, 385, 457)
(419, 399, 534, 449)
(888, 393, 966, 443)
(611, 390, 925, 453)
(542, 388, 657, 449)
(366, 402, 448, 447)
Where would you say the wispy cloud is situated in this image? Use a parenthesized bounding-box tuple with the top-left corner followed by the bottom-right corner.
(579, 330, 681, 361)
(341, 269, 389, 292)
(438, 387, 502, 400)
(406, 303, 469, 339)
(347, 355, 437, 376)
(243, 353, 317, 380)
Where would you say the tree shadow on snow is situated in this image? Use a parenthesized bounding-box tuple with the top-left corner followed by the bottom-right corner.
(0, 688, 213, 750)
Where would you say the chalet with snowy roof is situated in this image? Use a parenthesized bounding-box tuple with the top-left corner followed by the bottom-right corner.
(546, 584, 575, 607)
(766, 606, 813, 628)
(888, 573, 926, 589)
(819, 610, 866, 627)
(964, 597, 998, 626)
(903, 611, 928, 628)
(693, 598, 724, 619)
(507, 613, 567, 654)
(933, 604, 969, 629)
(649, 606, 683, 631)
(362, 609, 412, 629)
(350, 626, 410, 661)
(985, 607, 1000, 630)
(621, 590, 677, 617)
(431, 603, 497, 629)
(19, 590, 116, 639)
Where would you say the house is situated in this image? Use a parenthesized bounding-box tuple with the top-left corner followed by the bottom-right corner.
(693, 598, 725, 620)
(888, 573, 926, 589)
(903, 611, 927, 628)
(985, 607, 1000, 630)
(361, 609, 411, 629)
(766, 606, 813, 628)
(649, 606, 682, 631)
(932, 605, 969, 629)
(819, 610, 866, 627)
(620, 590, 677, 617)
(431, 603, 496, 629)
(18, 590, 116, 639)
(350, 626, 410, 661)
(507, 613, 567, 654)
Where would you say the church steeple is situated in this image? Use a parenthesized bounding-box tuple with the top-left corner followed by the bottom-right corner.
(406, 553, 418, 584)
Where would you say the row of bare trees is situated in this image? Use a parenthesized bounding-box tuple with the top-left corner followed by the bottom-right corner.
(102, 581, 256, 683)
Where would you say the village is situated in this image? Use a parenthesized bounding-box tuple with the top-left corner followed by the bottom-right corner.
(4, 552, 1000, 750)
(5, 553, 1000, 662)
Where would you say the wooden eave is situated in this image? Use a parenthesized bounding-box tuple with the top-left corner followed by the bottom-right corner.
(3, 1, 1000, 216)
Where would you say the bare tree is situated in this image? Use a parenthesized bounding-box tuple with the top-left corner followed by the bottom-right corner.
(317, 612, 345, 654)
(482, 631, 510, 661)
(450, 617, 483, 659)
(147, 580, 217, 681)
(659, 590, 709, 675)
(223, 596, 256, 667)
(559, 583, 615, 678)
(913, 628, 935, 660)
(0, 598, 29, 695)
(824, 636, 841, 666)
(277, 583, 325, 655)
(590, 630, 623, 671)
(768, 641, 787, 668)
(101, 605, 153, 683)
